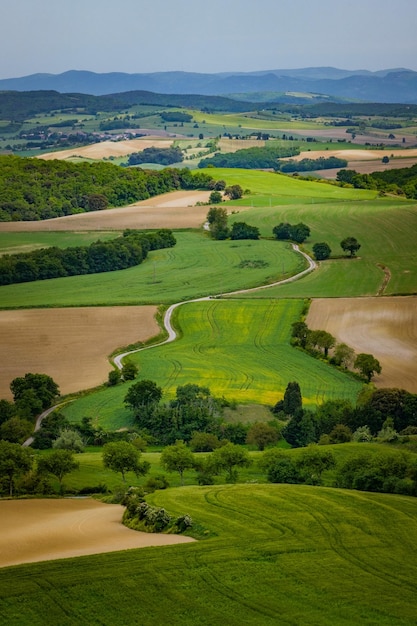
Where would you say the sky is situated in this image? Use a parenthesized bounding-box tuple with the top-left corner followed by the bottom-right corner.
(1, 0, 417, 79)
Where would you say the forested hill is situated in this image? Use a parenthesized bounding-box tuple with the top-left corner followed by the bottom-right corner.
(0, 90, 252, 122)
(0, 156, 213, 221)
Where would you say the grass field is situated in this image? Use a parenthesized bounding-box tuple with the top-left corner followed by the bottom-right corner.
(1, 483, 417, 625)
(0, 232, 305, 308)
(0, 231, 120, 254)
(62, 299, 363, 428)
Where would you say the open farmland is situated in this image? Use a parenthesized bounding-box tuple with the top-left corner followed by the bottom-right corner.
(0, 306, 158, 398)
(62, 299, 363, 429)
(0, 232, 304, 308)
(307, 296, 417, 392)
(1, 484, 417, 625)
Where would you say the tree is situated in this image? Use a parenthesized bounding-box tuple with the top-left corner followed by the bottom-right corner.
(291, 223, 310, 244)
(209, 190, 222, 204)
(37, 449, 79, 493)
(309, 329, 336, 358)
(206, 206, 229, 240)
(124, 379, 162, 411)
(354, 353, 382, 382)
(283, 381, 303, 416)
(212, 442, 251, 482)
(312, 242, 331, 260)
(230, 222, 260, 240)
(121, 362, 138, 381)
(52, 428, 85, 452)
(224, 184, 243, 200)
(108, 369, 121, 386)
(291, 321, 310, 349)
(282, 409, 317, 447)
(296, 445, 335, 484)
(10, 373, 59, 416)
(0, 416, 33, 443)
(259, 449, 301, 484)
(102, 441, 150, 482)
(0, 440, 33, 496)
(340, 237, 361, 257)
(160, 440, 195, 486)
(333, 343, 355, 369)
(246, 422, 280, 451)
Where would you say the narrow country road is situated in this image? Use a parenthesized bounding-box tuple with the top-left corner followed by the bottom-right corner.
(113, 243, 317, 368)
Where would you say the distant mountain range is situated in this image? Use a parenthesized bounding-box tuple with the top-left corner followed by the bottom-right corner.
(1, 67, 417, 103)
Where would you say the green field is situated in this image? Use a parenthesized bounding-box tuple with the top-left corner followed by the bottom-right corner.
(1, 483, 417, 625)
(0, 232, 305, 308)
(0, 231, 120, 255)
(62, 299, 363, 428)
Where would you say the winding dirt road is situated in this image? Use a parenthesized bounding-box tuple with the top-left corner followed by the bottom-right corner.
(113, 244, 316, 368)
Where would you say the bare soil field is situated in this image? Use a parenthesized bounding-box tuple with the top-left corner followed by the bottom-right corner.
(38, 137, 174, 160)
(307, 296, 417, 393)
(0, 190, 212, 232)
(0, 499, 194, 568)
(0, 306, 159, 398)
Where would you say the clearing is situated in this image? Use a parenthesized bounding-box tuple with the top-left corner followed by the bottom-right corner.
(0, 498, 194, 568)
(307, 296, 417, 392)
(0, 306, 159, 398)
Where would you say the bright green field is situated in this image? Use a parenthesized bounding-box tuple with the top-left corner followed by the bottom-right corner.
(227, 197, 417, 297)
(1, 484, 417, 625)
(192, 110, 330, 131)
(62, 299, 363, 428)
(0, 232, 304, 308)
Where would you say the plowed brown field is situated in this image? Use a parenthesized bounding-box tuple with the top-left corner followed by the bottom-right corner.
(0, 499, 194, 568)
(0, 190, 211, 232)
(307, 297, 417, 392)
(0, 306, 159, 398)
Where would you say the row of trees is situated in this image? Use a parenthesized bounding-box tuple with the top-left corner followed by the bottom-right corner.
(273, 381, 417, 449)
(0, 156, 215, 221)
(337, 164, 417, 198)
(0, 228, 176, 285)
(291, 321, 381, 380)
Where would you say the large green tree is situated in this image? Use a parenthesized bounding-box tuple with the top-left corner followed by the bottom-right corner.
(212, 442, 251, 482)
(37, 449, 79, 493)
(102, 441, 150, 482)
(160, 440, 195, 486)
(340, 237, 361, 257)
(354, 353, 382, 382)
(10, 373, 59, 416)
(124, 379, 162, 411)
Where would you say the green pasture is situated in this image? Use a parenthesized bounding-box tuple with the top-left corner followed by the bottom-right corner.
(0, 232, 305, 308)
(1, 484, 417, 625)
(62, 299, 363, 428)
(226, 196, 417, 296)
(210, 167, 379, 200)
(0, 231, 120, 255)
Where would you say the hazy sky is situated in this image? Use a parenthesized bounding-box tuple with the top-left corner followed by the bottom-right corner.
(1, 0, 416, 78)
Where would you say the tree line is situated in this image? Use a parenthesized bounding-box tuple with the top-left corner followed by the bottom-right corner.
(198, 145, 347, 172)
(127, 146, 184, 166)
(0, 155, 215, 221)
(0, 228, 176, 285)
(337, 163, 417, 198)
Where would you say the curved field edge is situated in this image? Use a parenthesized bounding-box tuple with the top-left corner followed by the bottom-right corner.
(0, 484, 417, 625)
(62, 299, 363, 429)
